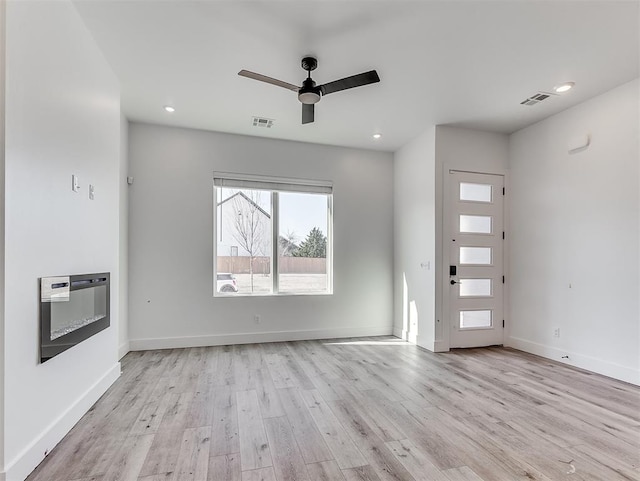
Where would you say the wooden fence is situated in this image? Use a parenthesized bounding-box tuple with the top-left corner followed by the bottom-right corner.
(217, 256, 326, 274)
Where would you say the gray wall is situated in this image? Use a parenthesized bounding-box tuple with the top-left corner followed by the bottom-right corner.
(128, 122, 394, 348)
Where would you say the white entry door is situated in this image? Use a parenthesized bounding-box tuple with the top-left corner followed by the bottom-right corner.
(448, 171, 504, 348)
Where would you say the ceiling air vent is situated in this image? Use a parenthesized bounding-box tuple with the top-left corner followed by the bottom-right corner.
(252, 116, 274, 128)
(520, 92, 554, 106)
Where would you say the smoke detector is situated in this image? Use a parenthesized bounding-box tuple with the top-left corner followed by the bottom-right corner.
(252, 116, 274, 128)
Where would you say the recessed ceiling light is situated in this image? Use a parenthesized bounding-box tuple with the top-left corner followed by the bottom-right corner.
(163, 105, 176, 113)
(372, 133, 382, 139)
(554, 82, 575, 93)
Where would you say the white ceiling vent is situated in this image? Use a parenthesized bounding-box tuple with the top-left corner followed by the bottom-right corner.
(252, 116, 274, 128)
(520, 92, 555, 106)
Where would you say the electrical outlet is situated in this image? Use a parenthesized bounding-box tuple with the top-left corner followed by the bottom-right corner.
(254, 315, 261, 324)
(553, 328, 560, 338)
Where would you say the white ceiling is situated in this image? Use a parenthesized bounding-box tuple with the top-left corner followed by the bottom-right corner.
(73, 1, 639, 152)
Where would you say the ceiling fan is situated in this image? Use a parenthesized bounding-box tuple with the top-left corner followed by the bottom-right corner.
(238, 57, 380, 125)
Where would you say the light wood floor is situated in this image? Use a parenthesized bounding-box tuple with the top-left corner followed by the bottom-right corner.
(27, 337, 640, 481)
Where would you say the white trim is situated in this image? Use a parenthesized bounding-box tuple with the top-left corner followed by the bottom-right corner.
(2, 363, 121, 481)
(129, 326, 393, 351)
(432, 340, 449, 353)
(415, 336, 435, 352)
(118, 341, 130, 360)
(441, 167, 508, 350)
(392, 327, 404, 339)
(507, 336, 640, 386)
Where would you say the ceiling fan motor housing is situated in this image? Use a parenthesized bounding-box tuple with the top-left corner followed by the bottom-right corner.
(298, 78, 321, 104)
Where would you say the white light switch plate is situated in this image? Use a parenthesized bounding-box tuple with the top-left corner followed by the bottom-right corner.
(72, 175, 80, 192)
(89, 184, 95, 200)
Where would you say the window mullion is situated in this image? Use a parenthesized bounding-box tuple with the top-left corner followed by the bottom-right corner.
(327, 195, 333, 294)
(271, 191, 279, 294)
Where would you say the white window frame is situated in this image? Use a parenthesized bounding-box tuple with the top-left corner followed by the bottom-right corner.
(213, 172, 333, 297)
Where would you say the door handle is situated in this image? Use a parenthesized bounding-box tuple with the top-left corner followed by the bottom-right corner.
(450, 279, 458, 285)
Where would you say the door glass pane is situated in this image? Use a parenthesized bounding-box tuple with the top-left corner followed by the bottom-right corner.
(459, 215, 492, 234)
(459, 279, 492, 297)
(459, 247, 492, 265)
(278, 192, 329, 294)
(216, 188, 272, 295)
(460, 183, 492, 202)
(460, 310, 492, 329)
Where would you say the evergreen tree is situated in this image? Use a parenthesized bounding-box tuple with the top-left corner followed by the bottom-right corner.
(294, 227, 326, 258)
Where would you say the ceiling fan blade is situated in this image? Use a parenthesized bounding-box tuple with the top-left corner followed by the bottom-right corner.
(319, 70, 380, 96)
(238, 70, 299, 92)
(302, 103, 314, 124)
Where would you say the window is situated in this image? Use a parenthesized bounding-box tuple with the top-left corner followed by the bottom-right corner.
(214, 173, 332, 296)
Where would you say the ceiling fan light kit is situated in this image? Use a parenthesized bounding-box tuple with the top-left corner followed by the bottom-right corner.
(239, 56, 380, 124)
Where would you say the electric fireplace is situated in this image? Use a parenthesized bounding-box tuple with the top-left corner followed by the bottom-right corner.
(40, 273, 110, 362)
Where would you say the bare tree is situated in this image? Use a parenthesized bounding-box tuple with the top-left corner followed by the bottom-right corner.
(231, 191, 268, 291)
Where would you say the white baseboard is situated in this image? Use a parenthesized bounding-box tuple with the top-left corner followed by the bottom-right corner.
(432, 340, 449, 353)
(416, 336, 435, 352)
(129, 325, 394, 351)
(392, 327, 404, 339)
(507, 336, 639, 386)
(118, 341, 130, 360)
(3, 363, 121, 481)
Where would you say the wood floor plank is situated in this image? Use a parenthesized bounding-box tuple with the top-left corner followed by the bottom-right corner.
(306, 460, 347, 481)
(138, 475, 173, 481)
(171, 426, 211, 481)
(263, 416, 310, 481)
(130, 391, 175, 436)
(360, 390, 464, 471)
(441, 466, 484, 481)
(211, 385, 240, 456)
(208, 454, 242, 481)
(276, 387, 333, 464)
(254, 368, 286, 419)
(342, 465, 383, 481)
(241, 467, 278, 481)
(385, 439, 449, 481)
(101, 434, 155, 481)
(237, 389, 273, 470)
(328, 399, 417, 481)
(185, 376, 215, 428)
(301, 389, 367, 469)
(24, 337, 640, 481)
(138, 428, 183, 478)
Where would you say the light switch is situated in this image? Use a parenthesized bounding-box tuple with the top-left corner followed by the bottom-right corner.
(89, 184, 95, 200)
(72, 175, 80, 193)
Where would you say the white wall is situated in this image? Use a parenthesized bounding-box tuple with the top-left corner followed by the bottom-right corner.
(393, 126, 508, 351)
(128, 123, 394, 349)
(119, 114, 129, 359)
(393, 127, 437, 349)
(508, 79, 639, 385)
(4, 1, 121, 479)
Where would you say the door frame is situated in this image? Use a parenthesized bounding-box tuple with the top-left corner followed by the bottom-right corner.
(437, 166, 510, 351)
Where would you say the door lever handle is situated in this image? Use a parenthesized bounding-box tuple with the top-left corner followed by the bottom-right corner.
(450, 279, 458, 285)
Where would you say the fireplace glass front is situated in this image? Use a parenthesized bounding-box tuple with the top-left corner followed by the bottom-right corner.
(40, 273, 110, 362)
